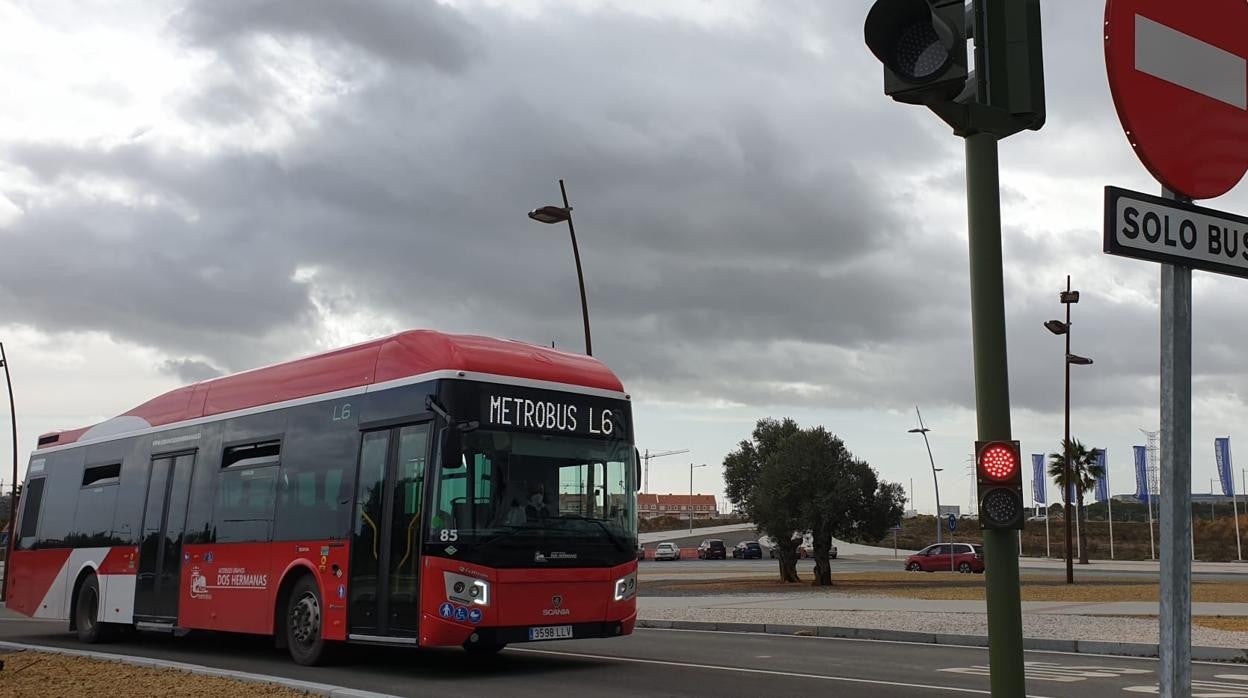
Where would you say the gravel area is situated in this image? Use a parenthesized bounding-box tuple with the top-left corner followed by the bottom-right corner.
(639, 606, 1248, 648)
(0, 650, 311, 697)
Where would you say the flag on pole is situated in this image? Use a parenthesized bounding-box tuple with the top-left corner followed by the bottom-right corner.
(1094, 449, 1109, 502)
(1133, 445, 1149, 503)
(1215, 437, 1235, 497)
(1032, 454, 1047, 505)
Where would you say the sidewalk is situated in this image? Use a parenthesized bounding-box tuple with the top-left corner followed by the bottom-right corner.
(639, 594, 1248, 617)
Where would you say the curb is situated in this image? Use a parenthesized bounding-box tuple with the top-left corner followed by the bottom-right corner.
(0, 641, 402, 697)
(636, 619, 1248, 663)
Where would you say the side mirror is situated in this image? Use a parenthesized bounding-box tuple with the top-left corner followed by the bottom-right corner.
(634, 448, 642, 491)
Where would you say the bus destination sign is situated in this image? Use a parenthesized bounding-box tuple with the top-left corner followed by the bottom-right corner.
(486, 394, 619, 437)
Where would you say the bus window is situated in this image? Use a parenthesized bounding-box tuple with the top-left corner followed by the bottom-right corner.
(16, 478, 45, 551)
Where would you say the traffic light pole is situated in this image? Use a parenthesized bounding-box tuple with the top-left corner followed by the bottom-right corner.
(965, 132, 1025, 696)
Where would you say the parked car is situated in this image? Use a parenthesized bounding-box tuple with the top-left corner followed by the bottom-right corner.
(1027, 514, 1048, 522)
(654, 542, 681, 561)
(904, 543, 985, 573)
(767, 541, 836, 559)
(697, 539, 727, 559)
(732, 540, 764, 559)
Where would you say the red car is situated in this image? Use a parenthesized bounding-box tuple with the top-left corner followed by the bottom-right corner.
(904, 543, 985, 573)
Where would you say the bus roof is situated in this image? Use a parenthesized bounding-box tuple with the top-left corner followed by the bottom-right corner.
(38, 330, 625, 449)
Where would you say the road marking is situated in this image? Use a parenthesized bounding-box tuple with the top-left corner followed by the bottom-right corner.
(509, 647, 1058, 697)
(634, 627, 1234, 667)
(1124, 673, 1248, 696)
(941, 661, 1151, 683)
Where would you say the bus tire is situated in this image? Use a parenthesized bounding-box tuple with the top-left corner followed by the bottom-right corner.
(74, 573, 112, 644)
(285, 575, 331, 666)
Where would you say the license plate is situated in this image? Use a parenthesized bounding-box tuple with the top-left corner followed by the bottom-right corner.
(528, 625, 573, 641)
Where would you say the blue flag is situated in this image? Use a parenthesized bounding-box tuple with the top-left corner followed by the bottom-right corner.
(1094, 449, 1109, 503)
(1031, 454, 1046, 505)
(1133, 445, 1149, 503)
(1215, 437, 1235, 497)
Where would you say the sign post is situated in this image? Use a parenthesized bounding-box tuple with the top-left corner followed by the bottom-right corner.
(948, 514, 958, 572)
(1104, 2, 1248, 693)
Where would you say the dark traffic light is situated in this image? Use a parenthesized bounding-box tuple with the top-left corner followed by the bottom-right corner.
(863, 0, 1045, 137)
(864, 0, 968, 106)
(976, 440, 1024, 530)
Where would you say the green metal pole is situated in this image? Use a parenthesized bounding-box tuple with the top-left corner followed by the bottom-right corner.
(965, 132, 1025, 696)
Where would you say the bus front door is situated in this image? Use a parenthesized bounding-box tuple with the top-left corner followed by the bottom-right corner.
(349, 424, 429, 639)
(134, 452, 195, 621)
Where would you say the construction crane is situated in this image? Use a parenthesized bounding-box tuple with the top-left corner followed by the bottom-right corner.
(640, 448, 690, 493)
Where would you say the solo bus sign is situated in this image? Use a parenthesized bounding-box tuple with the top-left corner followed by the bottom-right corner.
(1104, 186, 1248, 280)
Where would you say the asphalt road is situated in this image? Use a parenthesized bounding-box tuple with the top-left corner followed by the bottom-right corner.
(1, 615, 1243, 697)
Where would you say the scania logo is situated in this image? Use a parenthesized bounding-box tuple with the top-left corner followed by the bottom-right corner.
(541, 595, 570, 616)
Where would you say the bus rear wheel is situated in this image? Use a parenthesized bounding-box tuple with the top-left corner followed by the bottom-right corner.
(285, 575, 331, 666)
(74, 573, 113, 644)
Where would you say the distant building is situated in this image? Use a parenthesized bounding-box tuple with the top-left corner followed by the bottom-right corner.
(637, 493, 718, 520)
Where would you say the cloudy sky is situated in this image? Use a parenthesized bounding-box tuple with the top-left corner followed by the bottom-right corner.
(2, 0, 1247, 514)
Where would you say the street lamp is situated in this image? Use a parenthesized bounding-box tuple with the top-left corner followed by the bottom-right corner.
(528, 179, 592, 356)
(0, 342, 15, 603)
(908, 406, 944, 544)
(689, 463, 707, 534)
(1045, 275, 1093, 584)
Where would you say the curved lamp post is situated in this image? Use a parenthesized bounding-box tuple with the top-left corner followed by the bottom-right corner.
(0, 343, 15, 602)
(908, 407, 944, 544)
(528, 180, 592, 356)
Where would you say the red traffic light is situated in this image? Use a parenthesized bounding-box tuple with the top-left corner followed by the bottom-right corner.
(978, 442, 1019, 482)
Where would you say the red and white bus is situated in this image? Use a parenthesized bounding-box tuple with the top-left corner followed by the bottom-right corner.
(6, 330, 639, 664)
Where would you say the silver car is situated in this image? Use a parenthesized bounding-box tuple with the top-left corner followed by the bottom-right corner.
(654, 542, 681, 561)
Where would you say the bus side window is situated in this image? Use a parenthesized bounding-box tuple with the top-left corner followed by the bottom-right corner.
(16, 478, 46, 551)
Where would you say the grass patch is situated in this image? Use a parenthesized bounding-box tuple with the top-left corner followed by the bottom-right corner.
(0, 650, 312, 697)
(1194, 616, 1248, 633)
(643, 572, 1248, 604)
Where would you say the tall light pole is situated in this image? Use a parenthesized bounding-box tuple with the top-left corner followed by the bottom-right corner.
(908, 407, 944, 544)
(1045, 275, 1093, 584)
(0, 342, 16, 603)
(528, 179, 592, 356)
(689, 463, 707, 534)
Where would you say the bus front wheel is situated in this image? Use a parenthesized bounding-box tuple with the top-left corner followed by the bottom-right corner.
(285, 575, 331, 666)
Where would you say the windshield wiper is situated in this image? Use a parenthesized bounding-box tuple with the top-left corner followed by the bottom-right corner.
(551, 515, 630, 552)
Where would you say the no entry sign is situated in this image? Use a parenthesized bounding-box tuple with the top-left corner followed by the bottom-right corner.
(1105, 1, 1248, 200)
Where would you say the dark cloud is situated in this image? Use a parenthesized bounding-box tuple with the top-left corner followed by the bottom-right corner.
(170, 0, 478, 72)
(4, 0, 1242, 420)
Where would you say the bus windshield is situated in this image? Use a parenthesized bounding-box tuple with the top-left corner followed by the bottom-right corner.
(426, 429, 637, 564)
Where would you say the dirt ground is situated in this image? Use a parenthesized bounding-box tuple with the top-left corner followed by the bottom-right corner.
(642, 572, 1248, 604)
(0, 650, 312, 698)
(1193, 616, 1248, 633)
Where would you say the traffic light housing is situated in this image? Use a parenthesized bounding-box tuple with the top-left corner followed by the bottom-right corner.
(864, 0, 1045, 137)
(864, 0, 968, 106)
(976, 440, 1024, 530)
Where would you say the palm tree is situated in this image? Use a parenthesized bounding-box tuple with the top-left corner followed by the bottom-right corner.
(1047, 439, 1105, 565)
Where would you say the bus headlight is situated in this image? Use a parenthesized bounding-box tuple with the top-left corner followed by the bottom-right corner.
(613, 573, 636, 601)
(469, 579, 490, 606)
